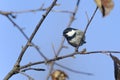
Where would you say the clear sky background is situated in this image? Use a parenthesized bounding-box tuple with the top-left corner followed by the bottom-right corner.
(0, 0, 120, 80)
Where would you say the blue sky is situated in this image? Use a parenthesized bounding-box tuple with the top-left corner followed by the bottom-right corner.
(0, 0, 120, 80)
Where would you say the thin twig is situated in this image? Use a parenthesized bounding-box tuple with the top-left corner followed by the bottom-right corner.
(52, 43, 57, 57)
(67, 0, 80, 27)
(85, 11, 90, 22)
(0, 8, 73, 15)
(83, 7, 98, 36)
(77, 6, 98, 52)
(55, 62, 93, 75)
(6, 16, 29, 40)
(20, 72, 34, 80)
(12, 9, 73, 14)
(21, 68, 45, 72)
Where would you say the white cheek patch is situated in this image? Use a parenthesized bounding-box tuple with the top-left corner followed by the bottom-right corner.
(66, 30, 76, 36)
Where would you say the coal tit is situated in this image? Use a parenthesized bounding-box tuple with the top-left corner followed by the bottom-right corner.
(63, 28, 86, 52)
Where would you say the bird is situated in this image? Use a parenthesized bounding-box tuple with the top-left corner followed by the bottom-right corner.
(63, 27, 86, 52)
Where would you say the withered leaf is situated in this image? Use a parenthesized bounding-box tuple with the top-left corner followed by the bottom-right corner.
(110, 54, 120, 80)
(51, 70, 68, 80)
(94, 0, 114, 17)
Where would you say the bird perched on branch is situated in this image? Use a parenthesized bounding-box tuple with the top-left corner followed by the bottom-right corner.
(63, 28, 86, 52)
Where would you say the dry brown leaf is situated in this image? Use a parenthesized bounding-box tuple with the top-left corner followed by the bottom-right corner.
(94, 0, 114, 17)
(110, 54, 120, 80)
(51, 70, 68, 80)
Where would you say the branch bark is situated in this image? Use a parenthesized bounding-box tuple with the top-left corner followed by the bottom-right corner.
(3, 0, 57, 80)
(20, 50, 120, 70)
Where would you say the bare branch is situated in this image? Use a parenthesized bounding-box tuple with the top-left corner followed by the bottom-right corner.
(20, 50, 120, 70)
(3, 0, 57, 80)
